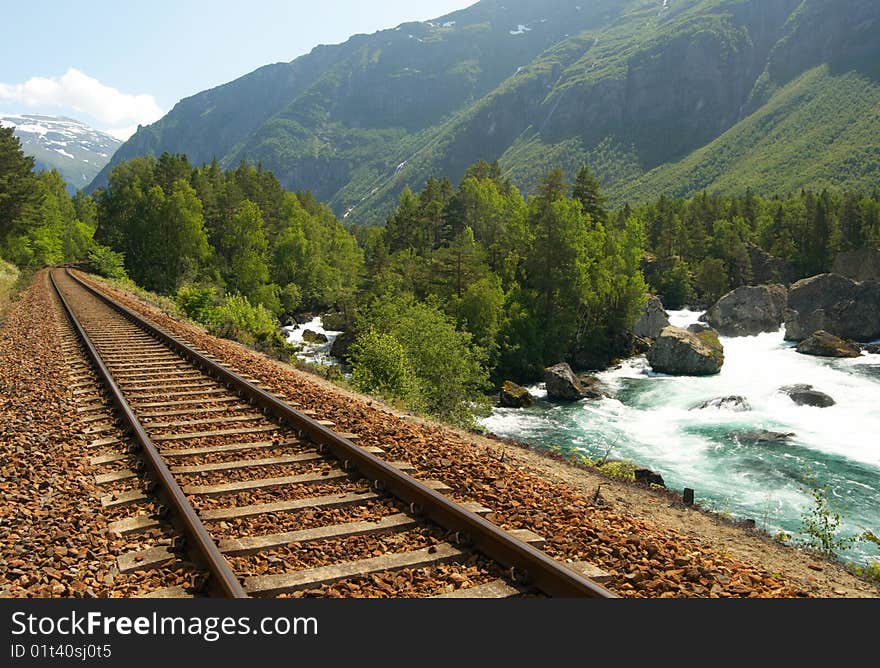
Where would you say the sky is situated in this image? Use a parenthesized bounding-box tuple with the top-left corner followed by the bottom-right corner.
(0, 0, 477, 139)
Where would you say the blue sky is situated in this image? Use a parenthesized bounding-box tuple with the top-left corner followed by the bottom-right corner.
(0, 0, 476, 138)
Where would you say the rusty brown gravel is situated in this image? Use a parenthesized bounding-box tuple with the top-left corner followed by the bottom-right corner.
(0, 273, 202, 597)
(74, 272, 880, 599)
(6, 270, 878, 598)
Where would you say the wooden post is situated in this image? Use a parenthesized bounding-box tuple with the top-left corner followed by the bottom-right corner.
(683, 488, 694, 506)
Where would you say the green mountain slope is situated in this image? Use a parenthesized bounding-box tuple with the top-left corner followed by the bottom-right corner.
(619, 65, 880, 203)
(89, 0, 880, 222)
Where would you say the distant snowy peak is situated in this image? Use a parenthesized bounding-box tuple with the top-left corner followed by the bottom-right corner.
(1, 114, 121, 194)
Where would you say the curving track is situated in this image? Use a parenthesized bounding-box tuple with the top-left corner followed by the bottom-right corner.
(50, 267, 615, 599)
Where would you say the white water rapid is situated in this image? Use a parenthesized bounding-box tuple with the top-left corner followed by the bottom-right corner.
(480, 310, 880, 563)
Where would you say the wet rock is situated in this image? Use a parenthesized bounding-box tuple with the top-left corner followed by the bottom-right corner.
(544, 363, 600, 401)
(293, 312, 315, 325)
(831, 248, 880, 282)
(633, 296, 670, 339)
(329, 331, 355, 361)
(795, 330, 861, 358)
(647, 326, 724, 376)
(701, 284, 788, 336)
(860, 343, 880, 354)
(320, 311, 346, 331)
(576, 373, 608, 399)
(498, 381, 534, 408)
(779, 384, 835, 408)
(687, 322, 713, 334)
(734, 430, 796, 444)
(691, 396, 751, 411)
(302, 329, 328, 344)
(634, 469, 665, 488)
(630, 334, 653, 355)
(784, 273, 880, 342)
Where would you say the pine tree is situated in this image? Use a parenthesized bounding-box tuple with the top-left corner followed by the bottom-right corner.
(572, 165, 607, 224)
(0, 126, 38, 252)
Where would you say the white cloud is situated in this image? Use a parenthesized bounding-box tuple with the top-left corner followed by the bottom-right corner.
(0, 68, 164, 140)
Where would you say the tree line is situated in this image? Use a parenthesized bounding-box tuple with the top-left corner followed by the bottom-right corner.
(3, 124, 880, 426)
(634, 188, 880, 307)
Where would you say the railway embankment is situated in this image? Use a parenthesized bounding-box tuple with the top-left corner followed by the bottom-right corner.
(2, 270, 878, 598)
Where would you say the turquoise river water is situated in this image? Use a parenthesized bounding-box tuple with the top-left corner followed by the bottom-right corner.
(479, 310, 880, 564)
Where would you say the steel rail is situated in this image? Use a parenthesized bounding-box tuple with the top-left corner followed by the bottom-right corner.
(50, 269, 247, 598)
(66, 268, 617, 598)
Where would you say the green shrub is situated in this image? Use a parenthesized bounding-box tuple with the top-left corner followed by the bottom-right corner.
(796, 478, 856, 557)
(87, 244, 128, 279)
(850, 560, 880, 585)
(353, 295, 490, 426)
(350, 328, 422, 409)
(208, 294, 275, 343)
(597, 459, 637, 481)
(176, 285, 217, 323)
(206, 293, 293, 359)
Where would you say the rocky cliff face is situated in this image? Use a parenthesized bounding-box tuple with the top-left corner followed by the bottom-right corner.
(89, 0, 880, 224)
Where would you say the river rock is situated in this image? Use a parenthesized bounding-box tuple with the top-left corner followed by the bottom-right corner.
(293, 312, 315, 325)
(687, 322, 713, 334)
(795, 330, 861, 358)
(690, 395, 751, 411)
(832, 248, 880, 282)
(860, 343, 880, 355)
(745, 242, 795, 285)
(329, 331, 355, 361)
(784, 273, 880, 341)
(700, 284, 788, 336)
(647, 326, 724, 376)
(632, 296, 670, 339)
(320, 311, 346, 331)
(734, 429, 796, 445)
(499, 381, 534, 408)
(544, 363, 600, 401)
(779, 384, 836, 408)
(302, 329, 328, 344)
(634, 469, 665, 487)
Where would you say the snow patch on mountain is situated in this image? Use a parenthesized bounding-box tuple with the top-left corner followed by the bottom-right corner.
(2, 113, 121, 194)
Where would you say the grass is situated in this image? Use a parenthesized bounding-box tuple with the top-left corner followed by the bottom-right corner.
(0, 258, 22, 324)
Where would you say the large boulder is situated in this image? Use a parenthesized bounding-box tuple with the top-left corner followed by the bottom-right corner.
(320, 311, 347, 331)
(795, 330, 861, 358)
(544, 363, 601, 401)
(700, 284, 788, 336)
(499, 381, 534, 408)
(329, 330, 355, 361)
(647, 326, 724, 376)
(745, 242, 795, 285)
(784, 273, 880, 341)
(632, 296, 670, 339)
(832, 248, 880, 282)
(302, 329, 328, 344)
(634, 469, 665, 488)
(779, 384, 835, 408)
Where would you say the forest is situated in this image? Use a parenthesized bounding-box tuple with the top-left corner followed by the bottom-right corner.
(2, 124, 879, 426)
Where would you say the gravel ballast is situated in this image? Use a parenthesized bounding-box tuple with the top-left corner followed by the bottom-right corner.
(3, 271, 878, 598)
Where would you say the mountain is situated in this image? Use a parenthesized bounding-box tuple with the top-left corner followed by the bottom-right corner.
(89, 0, 880, 222)
(1, 114, 121, 194)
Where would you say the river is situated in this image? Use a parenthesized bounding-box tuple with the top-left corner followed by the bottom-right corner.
(479, 310, 880, 564)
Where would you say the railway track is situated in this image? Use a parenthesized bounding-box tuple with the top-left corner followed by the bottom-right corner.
(50, 267, 615, 598)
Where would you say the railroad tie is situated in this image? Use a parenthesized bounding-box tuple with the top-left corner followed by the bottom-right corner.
(245, 544, 466, 596)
